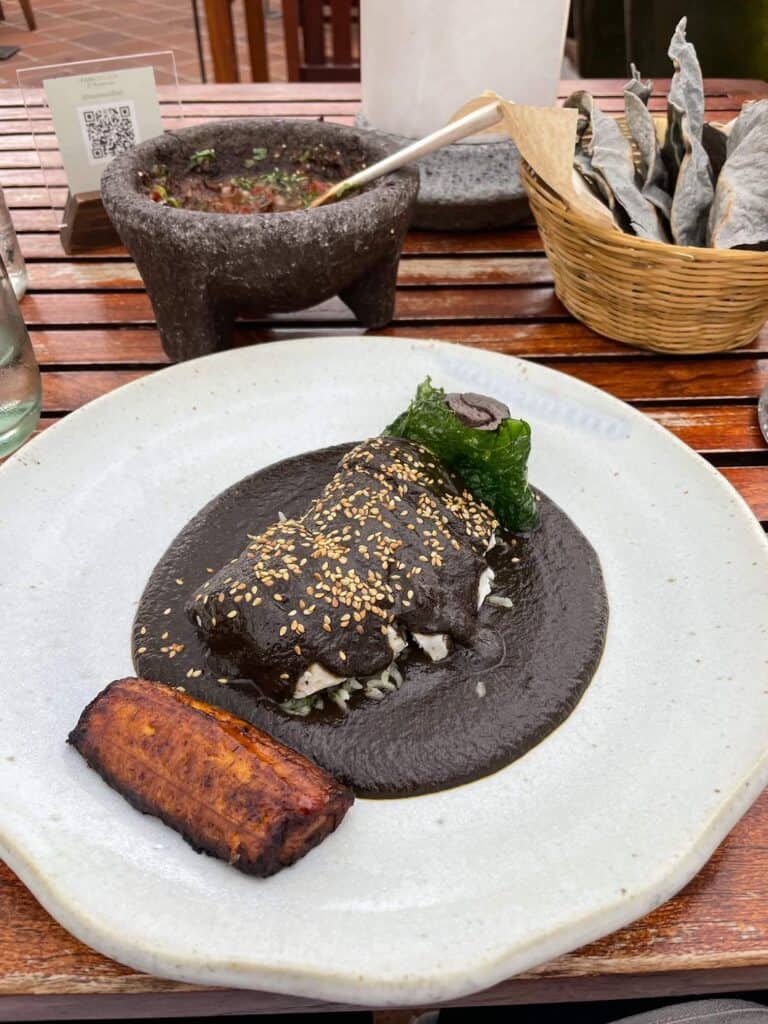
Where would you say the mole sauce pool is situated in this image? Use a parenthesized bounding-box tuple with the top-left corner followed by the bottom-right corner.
(133, 444, 609, 798)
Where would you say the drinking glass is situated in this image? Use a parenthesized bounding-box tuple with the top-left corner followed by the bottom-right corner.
(0, 186, 27, 300)
(0, 252, 41, 457)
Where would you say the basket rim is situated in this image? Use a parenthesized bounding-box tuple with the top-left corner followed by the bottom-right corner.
(521, 150, 768, 265)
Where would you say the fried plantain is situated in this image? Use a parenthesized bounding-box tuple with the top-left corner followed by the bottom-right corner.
(68, 677, 354, 876)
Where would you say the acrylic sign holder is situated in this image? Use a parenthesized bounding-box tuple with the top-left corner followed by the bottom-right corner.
(17, 52, 182, 253)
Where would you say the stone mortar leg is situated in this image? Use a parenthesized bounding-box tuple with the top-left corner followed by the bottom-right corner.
(149, 282, 233, 363)
(339, 247, 401, 329)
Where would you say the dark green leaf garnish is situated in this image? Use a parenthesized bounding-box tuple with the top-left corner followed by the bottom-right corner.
(386, 378, 537, 533)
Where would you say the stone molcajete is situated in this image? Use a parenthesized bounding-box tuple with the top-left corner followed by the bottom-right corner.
(101, 119, 419, 362)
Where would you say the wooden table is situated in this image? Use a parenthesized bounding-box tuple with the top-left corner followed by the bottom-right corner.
(2, 80, 768, 1021)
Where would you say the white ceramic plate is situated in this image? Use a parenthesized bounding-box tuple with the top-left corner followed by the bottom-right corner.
(1, 336, 767, 1007)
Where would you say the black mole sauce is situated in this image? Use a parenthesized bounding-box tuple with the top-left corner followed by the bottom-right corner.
(133, 443, 608, 798)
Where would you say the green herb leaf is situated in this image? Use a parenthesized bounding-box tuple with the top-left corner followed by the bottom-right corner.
(256, 167, 307, 192)
(230, 175, 256, 190)
(244, 148, 267, 169)
(385, 377, 537, 533)
(188, 147, 216, 171)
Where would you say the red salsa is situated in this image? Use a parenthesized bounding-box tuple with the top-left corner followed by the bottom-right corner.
(139, 147, 334, 214)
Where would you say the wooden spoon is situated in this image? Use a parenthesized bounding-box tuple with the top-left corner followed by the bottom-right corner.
(309, 100, 503, 209)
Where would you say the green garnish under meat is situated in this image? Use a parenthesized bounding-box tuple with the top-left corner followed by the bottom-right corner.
(386, 378, 537, 533)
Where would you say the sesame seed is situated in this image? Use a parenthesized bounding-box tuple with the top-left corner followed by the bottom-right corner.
(137, 646, 147, 654)
(163, 607, 171, 615)
(175, 578, 184, 585)
(139, 626, 147, 635)
(226, 609, 238, 619)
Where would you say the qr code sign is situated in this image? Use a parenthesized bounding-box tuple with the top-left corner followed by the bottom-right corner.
(78, 100, 139, 164)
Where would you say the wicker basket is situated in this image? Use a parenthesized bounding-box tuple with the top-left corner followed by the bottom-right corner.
(521, 160, 768, 354)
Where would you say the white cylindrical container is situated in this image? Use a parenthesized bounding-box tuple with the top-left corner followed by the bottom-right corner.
(360, 0, 570, 140)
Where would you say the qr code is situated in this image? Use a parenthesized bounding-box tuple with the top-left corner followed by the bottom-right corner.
(78, 100, 139, 164)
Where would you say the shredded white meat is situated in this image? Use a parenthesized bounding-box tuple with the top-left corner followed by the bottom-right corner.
(412, 632, 450, 661)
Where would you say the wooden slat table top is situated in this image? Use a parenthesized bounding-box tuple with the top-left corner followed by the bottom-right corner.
(2, 79, 768, 1021)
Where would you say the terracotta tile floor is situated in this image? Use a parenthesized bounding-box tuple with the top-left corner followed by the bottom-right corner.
(0, 0, 289, 86)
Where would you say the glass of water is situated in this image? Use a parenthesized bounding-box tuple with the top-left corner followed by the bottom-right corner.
(0, 251, 40, 457)
(0, 186, 27, 300)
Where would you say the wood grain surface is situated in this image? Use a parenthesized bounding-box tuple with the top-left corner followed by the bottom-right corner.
(1, 79, 767, 1020)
